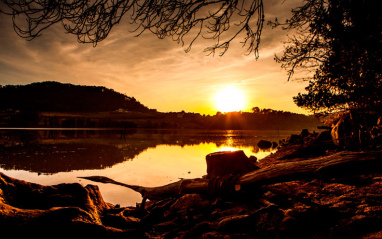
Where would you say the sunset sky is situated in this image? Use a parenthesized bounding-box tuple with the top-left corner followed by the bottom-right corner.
(0, 0, 311, 115)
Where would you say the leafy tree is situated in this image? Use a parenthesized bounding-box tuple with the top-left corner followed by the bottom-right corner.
(251, 107, 260, 114)
(271, 0, 382, 115)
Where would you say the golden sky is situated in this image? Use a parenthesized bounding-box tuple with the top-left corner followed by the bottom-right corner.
(0, 0, 310, 115)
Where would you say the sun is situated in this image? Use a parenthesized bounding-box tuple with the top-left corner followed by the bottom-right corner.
(215, 87, 245, 113)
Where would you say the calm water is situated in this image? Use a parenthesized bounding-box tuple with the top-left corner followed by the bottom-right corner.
(0, 129, 298, 206)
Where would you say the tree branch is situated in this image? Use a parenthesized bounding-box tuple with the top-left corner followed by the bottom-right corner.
(80, 151, 382, 201)
(1, 0, 264, 56)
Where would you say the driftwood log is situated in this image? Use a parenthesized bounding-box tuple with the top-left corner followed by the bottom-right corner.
(80, 151, 382, 201)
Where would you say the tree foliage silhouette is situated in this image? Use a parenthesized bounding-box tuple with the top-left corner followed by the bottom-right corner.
(271, 0, 382, 115)
(0, 0, 264, 57)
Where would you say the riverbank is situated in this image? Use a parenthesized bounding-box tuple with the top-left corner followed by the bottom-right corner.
(1, 131, 382, 238)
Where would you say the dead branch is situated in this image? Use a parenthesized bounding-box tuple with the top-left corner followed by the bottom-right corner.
(80, 151, 382, 200)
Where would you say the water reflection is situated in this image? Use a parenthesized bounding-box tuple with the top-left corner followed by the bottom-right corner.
(0, 129, 292, 174)
(0, 129, 297, 206)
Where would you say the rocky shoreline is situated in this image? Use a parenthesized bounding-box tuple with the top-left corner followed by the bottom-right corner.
(1, 129, 382, 238)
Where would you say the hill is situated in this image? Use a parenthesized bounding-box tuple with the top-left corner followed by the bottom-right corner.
(0, 81, 151, 113)
(0, 81, 320, 130)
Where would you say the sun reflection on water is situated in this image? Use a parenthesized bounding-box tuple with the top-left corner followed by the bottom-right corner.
(0, 129, 287, 207)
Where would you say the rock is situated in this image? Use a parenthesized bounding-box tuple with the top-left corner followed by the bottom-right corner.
(152, 219, 179, 232)
(206, 150, 259, 178)
(272, 142, 278, 148)
(217, 214, 250, 231)
(300, 129, 310, 138)
(171, 194, 210, 211)
(101, 213, 140, 229)
(316, 130, 332, 143)
(200, 231, 226, 239)
(334, 215, 382, 238)
(257, 140, 272, 149)
(363, 230, 382, 239)
(249, 155, 258, 163)
(287, 134, 301, 145)
(0, 172, 139, 238)
(249, 205, 285, 237)
(182, 221, 213, 238)
(165, 194, 212, 222)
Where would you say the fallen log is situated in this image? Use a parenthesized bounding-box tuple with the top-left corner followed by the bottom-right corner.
(80, 151, 382, 201)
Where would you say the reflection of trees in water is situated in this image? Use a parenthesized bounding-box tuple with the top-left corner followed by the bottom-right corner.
(0, 130, 41, 146)
(0, 129, 294, 174)
(0, 130, 147, 174)
(0, 143, 125, 174)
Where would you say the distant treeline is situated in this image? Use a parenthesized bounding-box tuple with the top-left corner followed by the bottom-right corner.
(0, 81, 152, 113)
(152, 111, 321, 131)
(0, 81, 321, 130)
(0, 110, 320, 130)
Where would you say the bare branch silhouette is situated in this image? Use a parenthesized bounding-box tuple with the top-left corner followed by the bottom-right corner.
(268, 0, 330, 81)
(0, 0, 264, 56)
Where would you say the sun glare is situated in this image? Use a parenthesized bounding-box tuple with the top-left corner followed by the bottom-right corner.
(215, 87, 245, 113)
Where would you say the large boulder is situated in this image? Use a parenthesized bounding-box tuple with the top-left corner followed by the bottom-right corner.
(257, 140, 273, 149)
(287, 134, 301, 145)
(316, 130, 332, 143)
(206, 150, 259, 178)
(300, 129, 310, 139)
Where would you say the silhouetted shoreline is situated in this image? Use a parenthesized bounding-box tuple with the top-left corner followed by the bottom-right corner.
(0, 110, 320, 131)
(0, 81, 320, 130)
